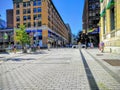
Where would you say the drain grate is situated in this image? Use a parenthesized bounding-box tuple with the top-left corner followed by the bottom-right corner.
(96, 54, 103, 56)
(103, 59, 120, 66)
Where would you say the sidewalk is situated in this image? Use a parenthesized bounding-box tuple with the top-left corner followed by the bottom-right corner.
(81, 48, 120, 89)
(84, 48, 120, 77)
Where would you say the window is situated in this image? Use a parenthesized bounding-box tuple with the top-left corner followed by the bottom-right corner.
(27, 22, 31, 27)
(33, 0, 41, 6)
(103, 15, 106, 34)
(33, 8, 37, 13)
(27, 1, 31, 6)
(16, 10, 20, 15)
(23, 2, 27, 7)
(16, 4, 20, 8)
(38, 21, 41, 26)
(110, 7, 115, 30)
(16, 23, 20, 28)
(16, 16, 20, 22)
(23, 9, 26, 14)
(38, 8, 41, 12)
(38, 1, 41, 6)
(33, 1, 37, 6)
(34, 22, 36, 27)
(23, 23, 26, 27)
(23, 16, 27, 21)
(33, 15, 37, 20)
(38, 14, 41, 19)
(27, 9, 31, 14)
(27, 15, 31, 20)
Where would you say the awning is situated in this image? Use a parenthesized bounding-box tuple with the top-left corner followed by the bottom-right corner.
(88, 28, 100, 34)
(100, 8, 106, 17)
(100, 0, 103, 3)
(106, 0, 114, 9)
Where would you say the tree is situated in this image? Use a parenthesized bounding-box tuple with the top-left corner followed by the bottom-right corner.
(15, 25, 30, 53)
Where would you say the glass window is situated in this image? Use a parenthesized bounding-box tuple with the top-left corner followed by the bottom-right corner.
(16, 16, 20, 22)
(23, 2, 27, 7)
(38, 1, 41, 6)
(23, 23, 26, 27)
(33, 15, 37, 20)
(27, 8, 31, 14)
(23, 16, 27, 21)
(27, 22, 31, 27)
(16, 10, 20, 15)
(38, 21, 41, 26)
(34, 22, 36, 27)
(38, 8, 41, 12)
(16, 23, 20, 28)
(33, 8, 37, 13)
(110, 7, 115, 30)
(16, 4, 20, 8)
(38, 14, 41, 19)
(33, 1, 37, 6)
(27, 1, 31, 6)
(23, 9, 26, 14)
(27, 15, 31, 20)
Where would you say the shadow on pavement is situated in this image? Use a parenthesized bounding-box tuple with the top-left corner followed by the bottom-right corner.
(6, 58, 36, 61)
(80, 50, 99, 90)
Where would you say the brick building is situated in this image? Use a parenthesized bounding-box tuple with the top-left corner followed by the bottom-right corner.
(12, 0, 69, 47)
(6, 9, 14, 29)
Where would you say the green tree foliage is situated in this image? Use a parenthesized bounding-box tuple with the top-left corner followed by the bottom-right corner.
(15, 25, 30, 47)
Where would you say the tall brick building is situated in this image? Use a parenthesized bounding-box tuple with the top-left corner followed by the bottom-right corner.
(82, 0, 100, 46)
(6, 9, 14, 28)
(12, 0, 69, 47)
(100, 0, 120, 54)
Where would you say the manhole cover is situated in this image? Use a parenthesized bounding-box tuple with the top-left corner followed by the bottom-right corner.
(103, 59, 120, 66)
(96, 54, 103, 56)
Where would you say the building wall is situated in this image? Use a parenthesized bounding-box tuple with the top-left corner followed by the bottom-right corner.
(13, 0, 69, 47)
(100, 0, 120, 54)
(6, 9, 14, 28)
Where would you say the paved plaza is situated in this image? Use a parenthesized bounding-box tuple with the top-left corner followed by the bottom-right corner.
(0, 48, 120, 90)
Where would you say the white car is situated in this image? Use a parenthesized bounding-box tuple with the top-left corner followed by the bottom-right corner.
(72, 45, 78, 48)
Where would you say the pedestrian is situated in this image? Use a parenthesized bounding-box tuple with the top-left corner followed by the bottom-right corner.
(47, 40, 51, 51)
(90, 42, 94, 48)
(13, 44, 16, 54)
(100, 41, 104, 52)
(78, 41, 81, 50)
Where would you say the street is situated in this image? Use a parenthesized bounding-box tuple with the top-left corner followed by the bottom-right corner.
(0, 48, 120, 90)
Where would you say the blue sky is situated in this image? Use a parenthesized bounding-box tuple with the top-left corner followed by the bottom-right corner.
(0, 0, 84, 35)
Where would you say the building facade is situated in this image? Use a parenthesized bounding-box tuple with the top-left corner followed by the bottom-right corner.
(6, 9, 14, 29)
(12, 0, 69, 47)
(82, 0, 100, 46)
(100, 0, 120, 54)
(0, 29, 14, 51)
(66, 24, 72, 45)
(0, 19, 6, 29)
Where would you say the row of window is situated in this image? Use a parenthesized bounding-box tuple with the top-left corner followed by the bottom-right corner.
(16, 14, 41, 22)
(16, 8, 41, 15)
(16, 21, 42, 28)
(16, 0, 41, 8)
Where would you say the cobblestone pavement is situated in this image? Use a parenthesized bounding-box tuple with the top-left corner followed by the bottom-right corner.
(0, 49, 90, 90)
(81, 49, 120, 90)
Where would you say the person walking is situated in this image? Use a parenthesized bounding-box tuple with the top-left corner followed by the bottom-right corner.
(100, 41, 104, 52)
